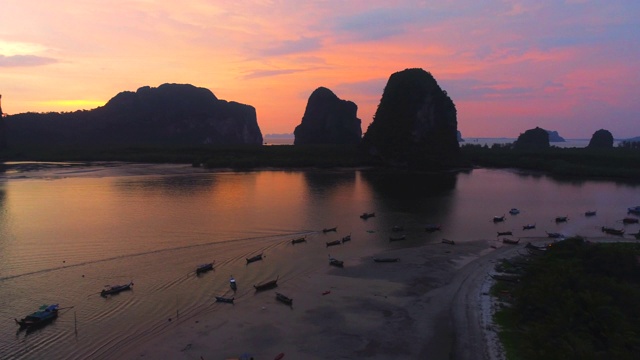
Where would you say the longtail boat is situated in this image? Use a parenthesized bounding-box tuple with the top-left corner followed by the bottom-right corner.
(493, 215, 505, 223)
(622, 217, 639, 224)
(522, 224, 536, 230)
(341, 234, 351, 243)
(15, 304, 59, 329)
(291, 236, 306, 244)
(215, 296, 234, 304)
(246, 253, 263, 264)
(555, 216, 568, 223)
(275, 292, 293, 305)
(254, 276, 279, 291)
(497, 231, 513, 236)
(502, 238, 520, 245)
(101, 282, 133, 297)
(425, 224, 441, 232)
(328, 255, 344, 267)
(360, 212, 375, 219)
(389, 235, 406, 242)
(322, 227, 337, 233)
(601, 226, 624, 236)
(230, 276, 237, 291)
(441, 238, 455, 245)
(196, 262, 215, 274)
(326, 239, 341, 247)
(373, 257, 400, 263)
(585, 210, 597, 216)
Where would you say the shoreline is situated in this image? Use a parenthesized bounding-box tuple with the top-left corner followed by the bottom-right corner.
(123, 239, 528, 360)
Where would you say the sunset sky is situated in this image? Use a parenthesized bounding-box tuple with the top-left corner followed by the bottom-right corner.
(1, 1, 639, 138)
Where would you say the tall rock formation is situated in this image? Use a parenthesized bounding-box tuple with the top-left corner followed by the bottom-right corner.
(514, 127, 550, 150)
(361, 68, 458, 167)
(5, 83, 263, 148)
(587, 129, 614, 149)
(294, 87, 361, 145)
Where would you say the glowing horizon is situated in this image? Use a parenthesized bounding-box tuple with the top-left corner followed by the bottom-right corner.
(1, 1, 638, 138)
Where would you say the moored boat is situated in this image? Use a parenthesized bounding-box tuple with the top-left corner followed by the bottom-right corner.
(230, 276, 237, 291)
(196, 262, 215, 274)
(15, 304, 59, 329)
(322, 227, 337, 233)
(373, 257, 400, 262)
(389, 234, 406, 242)
(555, 216, 568, 223)
(628, 206, 640, 215)
(392, 225, 404, 232)
(275, 292, 293, 305)
(585, 210, 597, 216)
(493, 215, 505, 223)
(497, 231, 513, 236)
(441, 238, 455, 245)
(522, 224, 536, 230)
(326, 239, 341, 247)
(601, 226, 624, 236)
(502, 238, 520, 245)
(329, 257, 344, 267)
(622, 217, 639, 224)
(254, 277, 279, 291)
(509, 208, 520, 215)
(291, 236, 306, 244)
(546, 232, 565, 239)
(215, 296, 234, 304)
(101, 282, 133, 296)
(360, 212, 375, 219)
(425, 224, 441, 232)
(341, 234, 351, 243)
(246, 253, 263, 264)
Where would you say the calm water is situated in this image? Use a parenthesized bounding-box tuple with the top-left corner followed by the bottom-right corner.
(0, 163, 638, 359)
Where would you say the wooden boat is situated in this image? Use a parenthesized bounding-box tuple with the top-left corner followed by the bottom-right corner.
(246, 253, 263, 264)
(230, 276, 237, 291)
(389, 235, 406, 242)
(585, 210, 597, 216)
(622, 217, 639, 224)
(392, 225, 404, 232)
(215, 296, 234, 304)
(493, 215, 505, 223)
(522, 224, 536, 230)
(555, 216, 569, 223)
(274, 353, 285, 360)
(425, 224, 441, 232)
(196, 261, 214, 274)
(341, 234, 352, 243)
(502, 238, 520, 245)
(497, 231, 513, 236)
(275, 292, 293, 305)
(15, 304, 59, 329)
(441, 238, 455, 245)
(628, 206, 640, 215)
(291, 236, 306, 244)
(329, 256, 344, 267)
(546, 232, 564, 239)
(254, 277, 279, 291)
(509, 208, 520, 215)
(360, 212, 375, 219)
(373, 257, 400, 262)
(322, 227, 337, 233)
(326, 239, 342, 247)
(601, 226, 624, 236)
(101, 281, 133, 296)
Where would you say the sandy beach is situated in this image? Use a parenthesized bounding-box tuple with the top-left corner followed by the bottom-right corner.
(124, 238, 526, 360)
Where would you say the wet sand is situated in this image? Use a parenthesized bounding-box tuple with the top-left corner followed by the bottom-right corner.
(125, 239, 526, 360)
